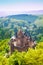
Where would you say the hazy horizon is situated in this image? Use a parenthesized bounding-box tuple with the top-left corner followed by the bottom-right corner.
(0, 0, 43, 16)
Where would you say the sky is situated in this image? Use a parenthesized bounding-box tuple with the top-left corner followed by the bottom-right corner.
(0, 0, 43, 15)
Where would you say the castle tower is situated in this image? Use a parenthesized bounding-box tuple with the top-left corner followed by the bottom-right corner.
(17, 29, 24, 38)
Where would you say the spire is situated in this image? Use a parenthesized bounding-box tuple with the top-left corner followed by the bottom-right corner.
(17, 29, 24, 38)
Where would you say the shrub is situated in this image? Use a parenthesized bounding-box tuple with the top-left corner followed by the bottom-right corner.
(0, 39, 43, 65)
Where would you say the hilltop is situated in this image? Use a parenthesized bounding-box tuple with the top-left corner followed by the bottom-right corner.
(0, 14, 43, 42)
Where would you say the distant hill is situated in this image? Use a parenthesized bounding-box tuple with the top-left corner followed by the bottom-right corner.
(0, 10, 43, 17)
(6, 14, 38, 22)
(28, 10, 43, 15)
(0, 14, 38, 29)
(0, 14, 43, 42)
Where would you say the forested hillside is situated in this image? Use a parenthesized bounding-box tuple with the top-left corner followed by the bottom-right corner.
(0, 14, 43, 42)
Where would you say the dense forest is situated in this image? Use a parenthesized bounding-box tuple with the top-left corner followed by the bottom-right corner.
(0, 14, 43, 42)
(0, 14, 43, 65)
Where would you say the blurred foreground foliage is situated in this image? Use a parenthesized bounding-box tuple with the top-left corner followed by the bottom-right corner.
(0, 39, 43, 65)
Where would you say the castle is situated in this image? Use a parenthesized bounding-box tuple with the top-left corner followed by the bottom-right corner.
(9, 30, 36, 54)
